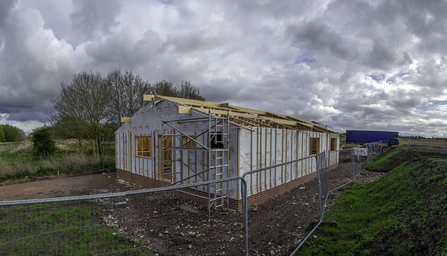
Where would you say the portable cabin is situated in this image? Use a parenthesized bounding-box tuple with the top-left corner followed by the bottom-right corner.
(345, 130, 399, 144)
(115, 95, 339, 211)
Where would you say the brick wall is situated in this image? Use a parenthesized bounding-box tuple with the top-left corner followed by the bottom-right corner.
(117, 162, 338, 212)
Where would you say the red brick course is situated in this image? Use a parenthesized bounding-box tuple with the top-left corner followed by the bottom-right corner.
(117, 163, 338, 212)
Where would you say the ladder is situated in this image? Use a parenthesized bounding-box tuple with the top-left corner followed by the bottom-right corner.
(161, 109, 231, 212)
(208, 109, 230, 211)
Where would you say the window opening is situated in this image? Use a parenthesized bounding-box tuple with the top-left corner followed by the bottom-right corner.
(136, 136, 152, 158)
(330, 137, 337, 151)
(210, 134, 224, 149)
(309, 137, 320, 155)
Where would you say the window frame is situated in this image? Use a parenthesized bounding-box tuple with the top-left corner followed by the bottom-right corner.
(309, 137, 320, 156)
(135, 136, 153, 158)
(330, 137, 338, 151)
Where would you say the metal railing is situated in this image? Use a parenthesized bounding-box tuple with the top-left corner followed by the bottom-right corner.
(0, 177, 248, 256)
(0, 147, 383, 256)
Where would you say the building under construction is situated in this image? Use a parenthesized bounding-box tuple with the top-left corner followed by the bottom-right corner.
(115, 95, 339, 211)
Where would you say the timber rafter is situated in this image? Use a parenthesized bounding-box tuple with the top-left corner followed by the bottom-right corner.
(144, 95, 336, 134)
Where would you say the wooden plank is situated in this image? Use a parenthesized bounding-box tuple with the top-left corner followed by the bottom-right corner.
(225, 105, 267, 115)
(259, 116, 297, 126)
(177, 106, 192, 114)
(144, 94, 336, 133)
(146, 95, 223, 108)
(121, 117, 131, 123)
(187, 106, 257, 119)
(191, 107, 254, 130)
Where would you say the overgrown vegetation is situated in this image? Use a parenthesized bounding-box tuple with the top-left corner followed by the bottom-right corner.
(0, 201, 154, 255)
(30, 126, 56, 158)
(0, 141, 114, 183)
(299, 146, 447, 255)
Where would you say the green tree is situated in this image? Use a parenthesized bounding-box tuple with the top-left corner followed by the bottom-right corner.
(151, 80, 179, 97)
(0, 126, 5, 142)
(31, 126, 56, 158)
(1, 124, 23, 142)
(51, 116, 88, 152)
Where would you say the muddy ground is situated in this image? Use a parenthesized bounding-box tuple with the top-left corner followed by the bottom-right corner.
(0, 161, 384, 256)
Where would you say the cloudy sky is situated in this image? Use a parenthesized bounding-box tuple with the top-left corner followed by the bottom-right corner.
(1, 0, 447, 137)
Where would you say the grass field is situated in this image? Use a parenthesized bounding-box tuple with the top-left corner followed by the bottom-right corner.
(0, 200, 154, 255)
(298, 145, 447, 255)
(0, 141, 115, 183)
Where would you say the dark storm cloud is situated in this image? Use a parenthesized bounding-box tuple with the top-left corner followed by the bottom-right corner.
(286, 21, 351, 61)
(0, 0, 16, 24)
(0, 1, 74, 129)
(0, 104, 49, 123)
(7, 111, 48, 123)
(2, 0, 447, 137)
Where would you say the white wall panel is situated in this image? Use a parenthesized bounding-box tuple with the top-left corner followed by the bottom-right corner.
(116, 99, 340, 201)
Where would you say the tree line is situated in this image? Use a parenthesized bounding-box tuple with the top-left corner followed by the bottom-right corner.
(49, 70, 205, 154)
(0, 124, 26, 142)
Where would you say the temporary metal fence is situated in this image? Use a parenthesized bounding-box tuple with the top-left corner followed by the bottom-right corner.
(100, 130, 115, 172)
(0, 177, 249, 256)
(290, 146, 384, 255)
(241, 154, 319, 255)
(0, 147, 383, 256)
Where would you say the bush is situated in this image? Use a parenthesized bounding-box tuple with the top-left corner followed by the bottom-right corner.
(31, 126, 56, 158)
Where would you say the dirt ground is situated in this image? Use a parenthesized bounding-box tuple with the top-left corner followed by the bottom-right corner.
(0, 161, 385, 256)
(0, 172, 130, 201)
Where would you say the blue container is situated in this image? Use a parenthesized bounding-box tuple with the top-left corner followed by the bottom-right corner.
(346, 130, 398, 144)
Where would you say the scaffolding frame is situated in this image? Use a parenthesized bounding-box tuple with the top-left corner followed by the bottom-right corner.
(160, 108, 230, 212)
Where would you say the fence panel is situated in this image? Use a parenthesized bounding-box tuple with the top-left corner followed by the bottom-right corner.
(316, 152, 329, 221)
(241, 155, 318, 255)
(0, 178, 247, 256)
(1, 145, 385, 256)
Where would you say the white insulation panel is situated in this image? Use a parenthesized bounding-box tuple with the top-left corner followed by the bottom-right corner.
(116, 99, 339, 201)
(115, 100, 240, 199)
(238, 128, 339, 198)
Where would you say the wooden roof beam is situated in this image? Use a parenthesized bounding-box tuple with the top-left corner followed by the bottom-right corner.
(121, 117, 131, 123)
(144, 95, 225, 108)
(241, 117, 272, 128)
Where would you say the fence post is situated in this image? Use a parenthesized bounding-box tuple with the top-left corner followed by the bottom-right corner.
(241, 178, 249, 256)
(351, 149, 355, 182)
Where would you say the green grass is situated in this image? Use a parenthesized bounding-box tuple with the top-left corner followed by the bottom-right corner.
(0, 145, 115, 183)
(298, 146, 447, 255)
(0, 201, 154, 255)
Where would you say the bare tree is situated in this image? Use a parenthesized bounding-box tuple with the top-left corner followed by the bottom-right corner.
(51, 70, 205, 153)
(177, 80, 205, 100)
(51, 71, 111, 155)
(106, 70, 151, 128)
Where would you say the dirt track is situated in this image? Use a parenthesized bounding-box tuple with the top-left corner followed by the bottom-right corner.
(0, 173, 130, 201)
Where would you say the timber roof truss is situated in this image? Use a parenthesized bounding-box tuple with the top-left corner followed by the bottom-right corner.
(143, 95, 335, 134)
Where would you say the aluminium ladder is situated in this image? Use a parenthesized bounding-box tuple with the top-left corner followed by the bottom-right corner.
(161, 109, 230, 212)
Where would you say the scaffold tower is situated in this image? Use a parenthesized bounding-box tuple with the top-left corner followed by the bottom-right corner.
(161, 109, 230, 211)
